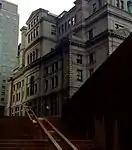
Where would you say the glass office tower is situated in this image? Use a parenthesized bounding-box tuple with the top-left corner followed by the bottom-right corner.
(0, 0, 19, 115)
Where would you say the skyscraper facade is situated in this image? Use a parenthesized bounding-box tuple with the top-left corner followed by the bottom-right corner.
(0, 0, 19, 115)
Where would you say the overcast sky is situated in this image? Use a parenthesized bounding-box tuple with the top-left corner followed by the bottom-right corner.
(6, 0, 74, 42)
(8, 0, 75, 29)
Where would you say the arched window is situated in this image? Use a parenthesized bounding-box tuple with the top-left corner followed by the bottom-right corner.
(27, 55, 30, 64)
(30, 53, 32, 63)
(33, 51, 35, 61)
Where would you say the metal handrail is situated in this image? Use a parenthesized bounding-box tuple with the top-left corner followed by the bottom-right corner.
(24, 107, 62, 150)
(43, 118, 78, 150)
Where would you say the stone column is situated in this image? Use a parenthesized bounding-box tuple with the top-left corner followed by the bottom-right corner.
(94, 116, 106, 150)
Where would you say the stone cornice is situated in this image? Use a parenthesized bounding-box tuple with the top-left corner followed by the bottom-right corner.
(86, 30, 126, 47)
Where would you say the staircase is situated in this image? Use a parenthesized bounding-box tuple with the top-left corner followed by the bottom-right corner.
(40, 117, 95, 150)
(0, 107, 96, 149)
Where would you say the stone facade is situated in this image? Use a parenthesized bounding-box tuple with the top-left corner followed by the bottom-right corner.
(6, 0, 132, 116)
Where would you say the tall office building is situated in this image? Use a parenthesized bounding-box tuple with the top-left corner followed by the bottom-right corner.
(0, 0, 19, 115)
(7, 0, 132, 117)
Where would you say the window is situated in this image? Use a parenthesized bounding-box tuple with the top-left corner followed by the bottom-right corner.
(89, 29, 93, 40)
(121, 1, 124, 9)
(13, 95, 15, 103)
(2, 80, 6, 83)
(22, 90, 24, 99)
(52, 77, 54, 89)
(34, 83, 37, 94)
(36, 26, 39, 36)
(34, 18, 36, 24)
(71, 17, 75, 25)
(89, 52, 96, 64)
(58, 27, 61, 34)
(115, 23, 123, 29)
(18, 82, 21, 88)
(45, 80, 48, 91)
(98, 0, 102, 8)
(28, 34, 30, 43)
(13, 85, 15, 91)
(37, 16, 39, 22)
(2, 85, 5, 89)
(77, 69, 83, 82)
(28, 55, 30, 64)
(51, 48, 55, 52)
(22, 80, 24, 86)
(1, 92, 5, 95)
(31, 21, 33, 27)
(33, 51, 35, 61)
(89, 68, 94, 77)
(18, 93, 21, 101)
(33, 29, 36, 38)
(116, 0, 120, 7)
(127, 1, 132, 13)
(27, 87, 29, 96)
(28, 24, 30, 30)
(16, 83, 19, 89)
(31, 32, 33, 41)
(1, 98, 4, 101)
(51, 24, 56, 35)
(36, 49, 38, 59)
(0, 3, 2, 9)
(62, 24, 64, 33)
(30, 76, 34, 96)
(77, 54, 83, 64)
(68, 20, 71, 28)
(55, 62, 58, 71)
(65, 22, 67, 31)
(30, 53, 32, 63)
(52, 64, 54, 73)
(55, 76, 58, 88)
(93, 3, 97, 12)
(45, 67, 49, 75)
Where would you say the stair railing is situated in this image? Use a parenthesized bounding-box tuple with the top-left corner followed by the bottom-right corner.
(43, 118, 78, 150)
(24, 106, 63, 150)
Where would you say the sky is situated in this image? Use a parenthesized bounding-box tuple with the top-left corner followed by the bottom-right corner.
(7, 0, 75, 31)
(6, 0, 75, 42)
